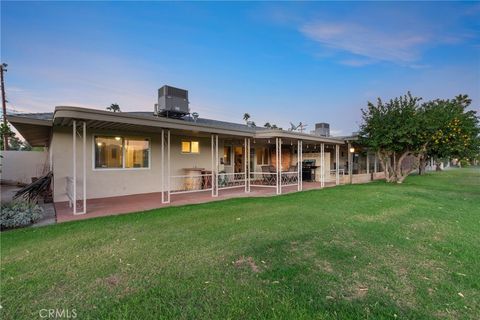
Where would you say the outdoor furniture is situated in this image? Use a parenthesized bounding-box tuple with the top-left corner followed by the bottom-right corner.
(183, 168, 204, 190)
(201, 170, 213, 189)
(261, 166, 276, 185)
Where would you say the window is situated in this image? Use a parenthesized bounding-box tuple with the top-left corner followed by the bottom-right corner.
(256, 147, 270, 165)
(223, 146, 232, 165)
(94, 136, 150, 169)
(181, 141, 200, 154)
(181, 141, 191, 153)
(125, 138, 150, 168)
(95, 136, 123, 169)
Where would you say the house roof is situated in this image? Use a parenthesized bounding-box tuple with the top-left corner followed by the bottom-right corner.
(8, 106, 346, 146)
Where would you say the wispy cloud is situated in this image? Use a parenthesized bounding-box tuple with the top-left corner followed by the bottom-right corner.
(300, 22, 429, 64)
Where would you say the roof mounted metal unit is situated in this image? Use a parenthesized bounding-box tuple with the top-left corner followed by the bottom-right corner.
(155, 85, 190, 118)
(311, 122, 330, 137)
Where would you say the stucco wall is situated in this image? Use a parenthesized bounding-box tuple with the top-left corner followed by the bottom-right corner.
(52, 127, 226, 202)
(0, 150, 49, 184)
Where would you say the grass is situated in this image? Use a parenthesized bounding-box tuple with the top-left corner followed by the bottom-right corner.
(1, 168, 479, 319)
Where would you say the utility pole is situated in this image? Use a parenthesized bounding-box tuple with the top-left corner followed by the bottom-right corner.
(1, 63, 8, 150)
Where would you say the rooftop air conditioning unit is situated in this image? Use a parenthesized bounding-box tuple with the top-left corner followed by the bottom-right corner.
(311, 122, 330, 137)
(155, 85, 190, 118)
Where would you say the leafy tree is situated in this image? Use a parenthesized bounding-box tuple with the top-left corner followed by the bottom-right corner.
(264, 122, 280, 129)
(359, 92, 424, 183)
(360, 92, 479, 182)
(0, 122, 13, 150)
(0, 122, 31, 150)
(419, 95, 479, 172)
(107, 103, 121, 112)
(243, 113, 250, 124)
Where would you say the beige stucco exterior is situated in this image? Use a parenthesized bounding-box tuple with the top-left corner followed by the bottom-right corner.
(51, 126, 332, 203)
(52, 127, 257, 202)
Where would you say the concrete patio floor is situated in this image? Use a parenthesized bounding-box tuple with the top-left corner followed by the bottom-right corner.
(55, 181, 337, 223)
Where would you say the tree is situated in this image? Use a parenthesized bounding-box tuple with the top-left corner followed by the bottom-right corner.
(107, 103, 121, 112)
(419, 95, 479, 172)
(0, 122, 13, 150)
(359, 92, 424, 183)
(0, 122, 31, 150)
(264, 122, 272, 129)
(243, 113, 250, 124)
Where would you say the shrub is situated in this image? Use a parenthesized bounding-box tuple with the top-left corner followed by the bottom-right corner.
(459, 159, 470, 167)
(1, 201, 44, 230)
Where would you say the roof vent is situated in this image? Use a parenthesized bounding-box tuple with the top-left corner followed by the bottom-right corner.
(155, 85, 190, 119)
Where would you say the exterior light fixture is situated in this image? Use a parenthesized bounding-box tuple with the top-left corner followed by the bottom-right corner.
(115, 136, 121, 141)
(97, 142, 103, 147)
(349, 147, 355, 153)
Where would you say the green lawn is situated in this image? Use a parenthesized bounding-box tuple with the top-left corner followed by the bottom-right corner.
(1, 168, 479, 319)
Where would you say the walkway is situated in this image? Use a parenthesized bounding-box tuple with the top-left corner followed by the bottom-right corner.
(55, 181, 336, 223)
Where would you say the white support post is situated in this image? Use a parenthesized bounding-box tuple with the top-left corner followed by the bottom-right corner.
(348, 142, 353, 184)
(247, 138, 251, 192)
(297, 140, 301, 191)
(244, 138, 248, 193)
(279, 138, 282, 194)
(72, 120, 77, 214)
(335, 144, 340, 185)
(161, 129, 165, 203)
(211, 134, 215, 197)
(300, 140, 303, 191)
(300, 140, 303, 190)
(215, 134, 219, 197)
(167, 130, 171, 203)
(82, 121, 86, 214)
(275, 138, 280, 195)
(320, 143, 325, 188)
(374, 154, 378, 173)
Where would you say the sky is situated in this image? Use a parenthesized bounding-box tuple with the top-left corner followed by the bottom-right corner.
(1, 1, 479, 136)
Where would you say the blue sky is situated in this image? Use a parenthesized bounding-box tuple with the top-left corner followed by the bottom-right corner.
(2, 1, 479, 135)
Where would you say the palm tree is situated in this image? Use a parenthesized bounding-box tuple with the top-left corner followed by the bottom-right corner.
(107, 103, 121, 112)
(243, 113, 250, 124)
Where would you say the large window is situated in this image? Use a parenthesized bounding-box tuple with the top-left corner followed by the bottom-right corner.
(256, 147, 270, 165)
(125, 138, 150, 168)
(95, 136, 123, 169)
(181, 141, 199, 154)
(94, 136, 150, 169)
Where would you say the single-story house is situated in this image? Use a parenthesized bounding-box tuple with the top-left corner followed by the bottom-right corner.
(7, 86, 385, 220)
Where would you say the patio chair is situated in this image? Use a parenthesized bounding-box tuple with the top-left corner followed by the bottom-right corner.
(261, 166, 276, 186)
(288, 164, 298, 172)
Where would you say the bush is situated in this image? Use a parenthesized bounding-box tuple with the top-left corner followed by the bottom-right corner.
(459, 159, 470, 167)
(1, 201, 44, 230)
